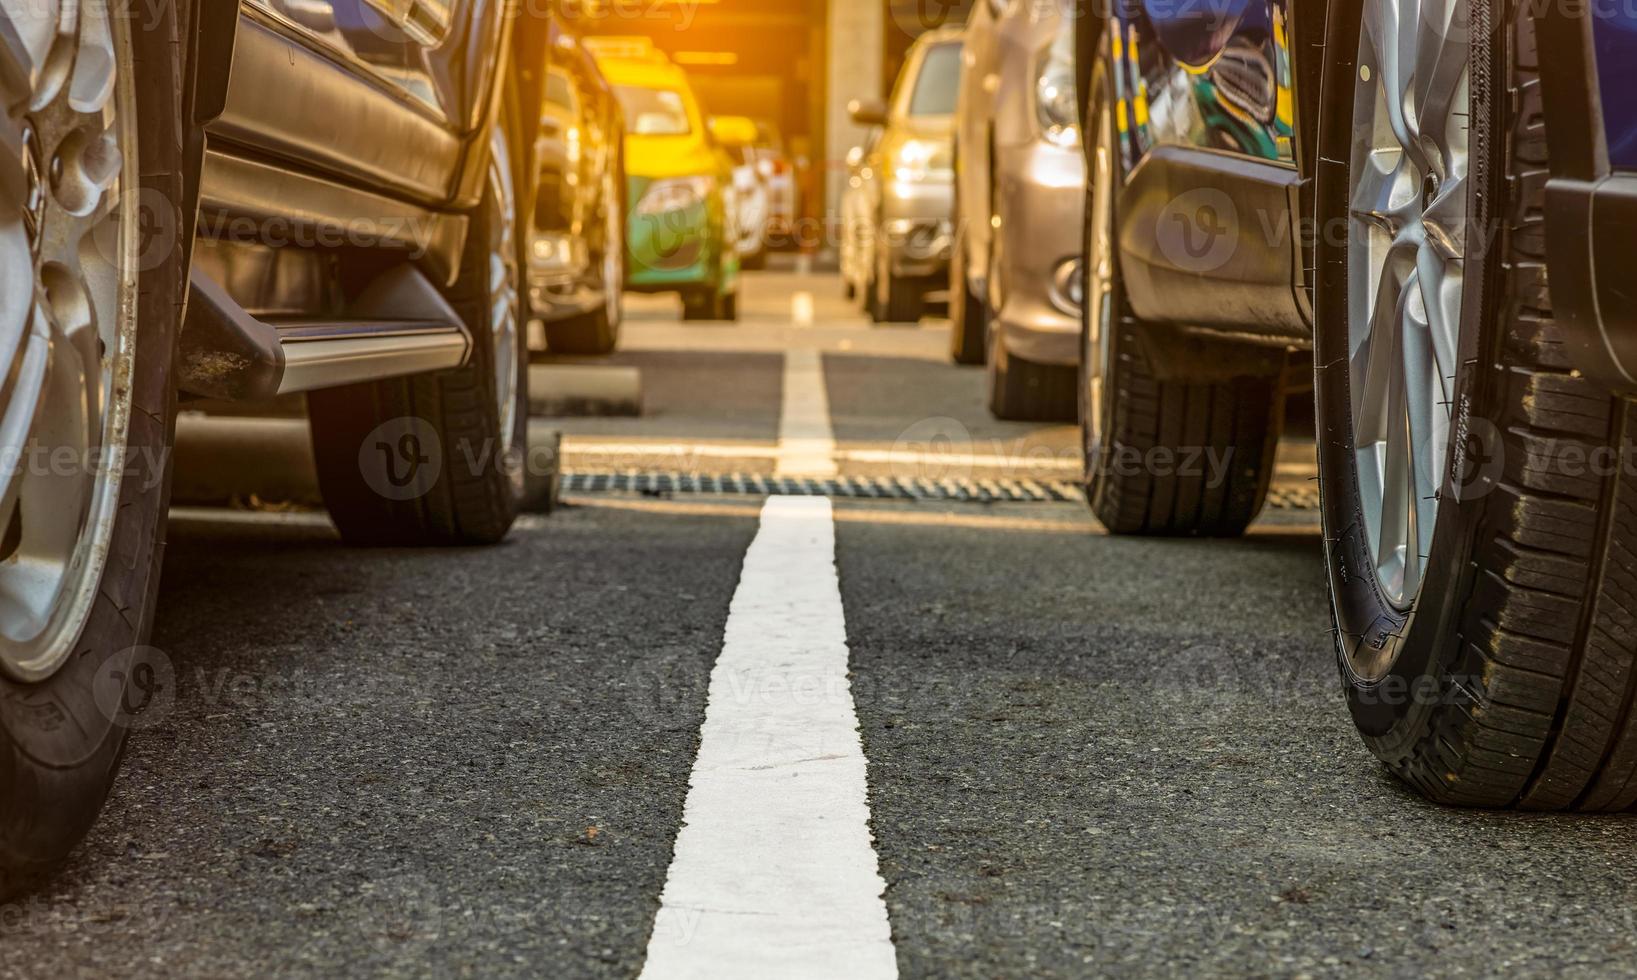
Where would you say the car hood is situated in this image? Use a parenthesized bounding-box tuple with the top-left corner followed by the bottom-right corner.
(624, 135, 723, 180)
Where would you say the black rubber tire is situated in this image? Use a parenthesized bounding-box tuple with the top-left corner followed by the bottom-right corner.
(681, 284, 730, 321)
(308, 123, 528, 547)
(1319, 0, 1637, 810)
(987, 327, 1075, 421)
(949, 222, 988, 365)
(544, 302, 619, 355)
(0, 4, 186, 899)
(1078, 55, 1284, 536)
(877, 274, 923, 324)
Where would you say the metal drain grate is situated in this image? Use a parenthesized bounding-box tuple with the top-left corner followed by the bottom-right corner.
(561, 471, 1322, 510)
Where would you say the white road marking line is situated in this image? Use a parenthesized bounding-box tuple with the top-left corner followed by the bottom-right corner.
(639, 496, 897, 980)
(793, 291, 815, 327)
(775, 348, 839, 477)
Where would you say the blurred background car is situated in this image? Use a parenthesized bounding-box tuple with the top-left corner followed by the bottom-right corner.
(841, 27, 964, 324)
(591, 42, 740, 321)
(528, 25, 627, 355)
(709, 115, 773, 270)
(750, 120, 799, 251)
(953, 0, 1084, 421)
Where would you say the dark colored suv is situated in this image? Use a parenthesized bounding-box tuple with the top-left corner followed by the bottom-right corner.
(0, 0, 546, 892)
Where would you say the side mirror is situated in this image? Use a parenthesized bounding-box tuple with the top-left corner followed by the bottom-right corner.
(847, 98, 888, 127)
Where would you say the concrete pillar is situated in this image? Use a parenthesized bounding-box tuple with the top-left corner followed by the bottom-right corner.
(823, 0, 884, 235)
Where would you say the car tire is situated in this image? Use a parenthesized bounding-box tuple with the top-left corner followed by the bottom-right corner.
(0, 2, 186, 897)
(988, 328, 1076, 422)
(1317, 0, 1637, 809)
(682, 285, 722, 321)
(873, 243, 923, 324)
(1078, 52, 1284, 536)
(308, 121, 528, 547)
(949, 217, 988, 365)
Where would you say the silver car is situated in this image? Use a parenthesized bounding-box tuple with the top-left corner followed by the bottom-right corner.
(952, 0, 1084, 420)
(840, 28, 964, 323)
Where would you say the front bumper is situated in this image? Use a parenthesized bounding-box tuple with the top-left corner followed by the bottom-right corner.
(625, 177, 724, 292)
(994, 141, 1085, 368)
(880, 178, 954, 278)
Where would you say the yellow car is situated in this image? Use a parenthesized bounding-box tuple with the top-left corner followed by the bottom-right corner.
(592, 53, 740, 321)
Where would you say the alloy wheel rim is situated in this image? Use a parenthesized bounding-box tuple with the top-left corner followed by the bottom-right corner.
(1347, 0, 1470, 609)
(0, 2, 140, 682)
(487, 126, 520, 451)
(1082, 96, 1114, 463)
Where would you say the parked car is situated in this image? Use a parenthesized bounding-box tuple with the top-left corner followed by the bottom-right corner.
(709, 115, 772, 270)
(529, 25, 627, 355)
(593, 51, 740, 321)
(0, 0, 546, 894)
(953, 0, 1084, 421)
(1072, 0, 1299, 538)
(750, 120, 800, 251)
(841, 27, 964, 323)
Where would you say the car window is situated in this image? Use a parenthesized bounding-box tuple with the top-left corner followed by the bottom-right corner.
(613, 85, 692, 135)
(906, 41, 962, 116)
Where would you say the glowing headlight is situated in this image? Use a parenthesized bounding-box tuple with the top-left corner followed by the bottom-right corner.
(893, 139, 949, 183)
(1036, 35, 1080, 148)
(635, 176, 714, 216)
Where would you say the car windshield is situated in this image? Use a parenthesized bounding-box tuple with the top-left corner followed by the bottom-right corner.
(906, 41, 962, 116)
(614, 85, 692, 135)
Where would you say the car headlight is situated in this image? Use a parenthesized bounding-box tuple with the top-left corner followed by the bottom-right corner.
(893, 139, 951, 183)
(635, 176, 714, 217)
(1036, 33, 1079, 148)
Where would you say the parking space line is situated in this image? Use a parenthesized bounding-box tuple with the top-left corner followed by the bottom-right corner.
(775, 349, 838, 477)
(638, 496, 897, 980)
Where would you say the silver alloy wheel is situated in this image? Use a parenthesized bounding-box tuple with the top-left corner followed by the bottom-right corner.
(1347, 0, 1470, 608)
(0, 2, 139, 682)
(487, 125, 521, 450)
(1082, 95, 1115, 457)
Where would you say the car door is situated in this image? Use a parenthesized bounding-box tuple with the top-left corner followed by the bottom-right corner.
(213, 0, 498, 206)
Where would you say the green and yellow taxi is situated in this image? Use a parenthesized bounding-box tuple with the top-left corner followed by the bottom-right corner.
(591, 51, 740, 321)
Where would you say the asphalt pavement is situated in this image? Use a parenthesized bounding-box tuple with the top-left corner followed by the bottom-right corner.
(7, 265, 1637, 979)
